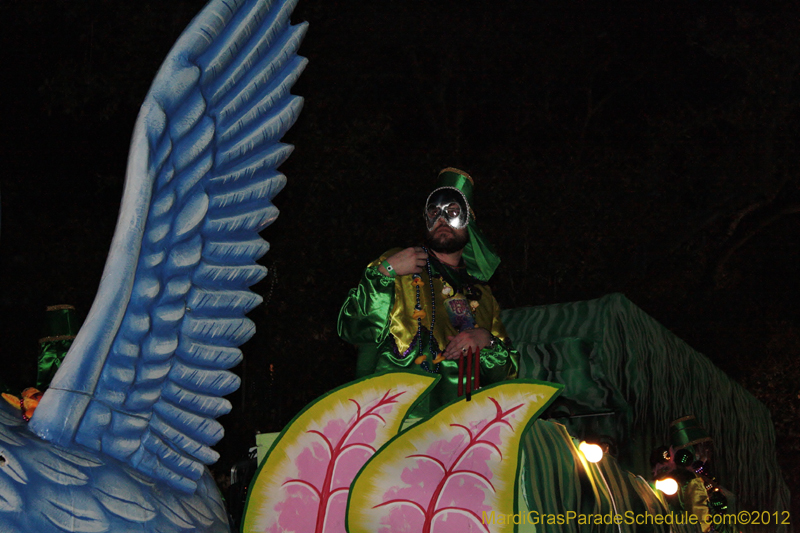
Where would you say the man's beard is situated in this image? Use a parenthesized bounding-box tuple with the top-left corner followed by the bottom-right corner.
(425, 226, 469, 254)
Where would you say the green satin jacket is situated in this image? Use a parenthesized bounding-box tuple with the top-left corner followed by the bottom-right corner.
(338, 249, 518, 417)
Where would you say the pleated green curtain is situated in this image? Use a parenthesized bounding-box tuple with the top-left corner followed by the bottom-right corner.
(503, 293, 789, 527)
(521, 419, 698, 533)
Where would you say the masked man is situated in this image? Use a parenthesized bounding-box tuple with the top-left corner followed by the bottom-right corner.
(338, 168, 518, 417)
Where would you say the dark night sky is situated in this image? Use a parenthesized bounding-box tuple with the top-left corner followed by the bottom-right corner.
(1, 0, 798, 511)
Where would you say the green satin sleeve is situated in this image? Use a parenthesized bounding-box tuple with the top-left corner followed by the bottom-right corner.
(36, 338, 74, 390)
(487, 292, 518, 380)
(337, 265, 395, 347)
(480, 336, 519, 382)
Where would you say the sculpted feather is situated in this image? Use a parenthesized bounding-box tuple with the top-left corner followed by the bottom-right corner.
(0, 0, 305, 531)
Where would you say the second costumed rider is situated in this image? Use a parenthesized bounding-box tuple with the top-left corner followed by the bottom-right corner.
(338, 168, 518, 418)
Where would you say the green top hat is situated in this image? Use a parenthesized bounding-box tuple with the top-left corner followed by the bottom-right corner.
(39, 304, 78, 343)
(436, 167, 475, 211)
(36, 305, 79, 390)
(669, 415, 712, 450)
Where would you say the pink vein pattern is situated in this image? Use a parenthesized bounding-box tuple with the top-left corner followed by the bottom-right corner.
(269, 389, 406, 533)
(375, 398, 522, 533)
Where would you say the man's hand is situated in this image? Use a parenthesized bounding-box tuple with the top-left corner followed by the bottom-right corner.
(442, 328, 492, 360)
(379, 247, 428, 277)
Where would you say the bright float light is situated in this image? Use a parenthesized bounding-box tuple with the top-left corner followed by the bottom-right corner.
(655, 477, 679, 495)
(579, 441, 603, 463)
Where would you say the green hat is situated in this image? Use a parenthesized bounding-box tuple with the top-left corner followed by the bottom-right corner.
(669, 415, 712, 450)
(433, 167, 500, 281)
(437, 167, 475, 211)
(39, 304, 78, 343)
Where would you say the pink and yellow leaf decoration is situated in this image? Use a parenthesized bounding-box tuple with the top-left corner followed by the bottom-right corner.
(347, 380, 562, 533)
(242, 371, 439, 533)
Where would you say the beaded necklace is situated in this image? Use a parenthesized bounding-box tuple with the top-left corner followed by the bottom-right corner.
(415, 245, 440, 373)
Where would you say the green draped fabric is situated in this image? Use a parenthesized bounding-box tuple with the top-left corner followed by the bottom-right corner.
(521, 419, 698, 533)
(462, 222, 501, 282)
(503, 293, 789, 525)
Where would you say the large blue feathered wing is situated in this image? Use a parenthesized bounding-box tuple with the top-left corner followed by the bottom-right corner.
(29, 0, 306, 494)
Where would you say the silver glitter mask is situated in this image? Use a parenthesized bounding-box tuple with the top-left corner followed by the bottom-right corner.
(424, 187, 470, 231)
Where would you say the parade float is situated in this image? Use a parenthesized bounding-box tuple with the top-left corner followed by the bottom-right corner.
(0, 0, 789, 532)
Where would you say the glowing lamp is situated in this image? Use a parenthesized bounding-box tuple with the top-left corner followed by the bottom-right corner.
(655, 477, 679, 495)
(579, 441, 603, 463)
